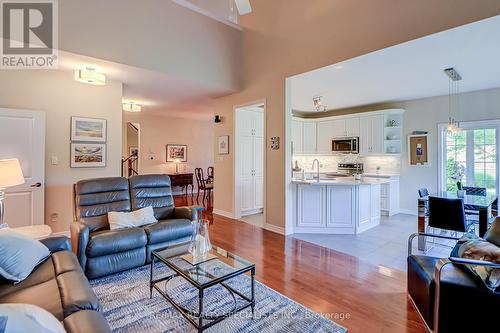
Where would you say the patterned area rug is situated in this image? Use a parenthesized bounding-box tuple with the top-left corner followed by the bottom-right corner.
(90, 262, 348, 333)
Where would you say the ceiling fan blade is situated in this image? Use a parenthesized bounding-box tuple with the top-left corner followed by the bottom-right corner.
(235, 0, 252, 15)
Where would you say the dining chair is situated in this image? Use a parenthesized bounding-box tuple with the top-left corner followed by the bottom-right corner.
(195, 167, 213, 203)
(463, 186, 487, 196)
(418, 188, 430, 198)
(427, 196, 474, 250)
(206, 166, 214, 184)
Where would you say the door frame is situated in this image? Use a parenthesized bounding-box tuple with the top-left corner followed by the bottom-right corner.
(233, 99, 267, 220)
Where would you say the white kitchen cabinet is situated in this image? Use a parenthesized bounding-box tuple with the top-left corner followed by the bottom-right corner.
(238, 108, 264, 216)
(316, 120, 334, 153)
(291, 119, 303, 154)
(296, 185, 325, 227)
(345, 118, 360, 137)
(326, 186, 355, 233)
(381, 177, 400, 216)
(359, 115, 384, 155)
(302, 121, 317, 153)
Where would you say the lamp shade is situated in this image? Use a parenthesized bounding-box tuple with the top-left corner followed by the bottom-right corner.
(0, 159, 25, 188)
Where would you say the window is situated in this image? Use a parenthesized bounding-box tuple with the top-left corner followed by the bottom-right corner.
(439, 121, 499, 195)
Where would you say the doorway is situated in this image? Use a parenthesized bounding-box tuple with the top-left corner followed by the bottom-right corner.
(122, 122, 140, 177)
(234, 102, 265, 226)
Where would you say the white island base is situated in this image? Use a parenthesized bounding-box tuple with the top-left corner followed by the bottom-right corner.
(293, 179, 385, 235)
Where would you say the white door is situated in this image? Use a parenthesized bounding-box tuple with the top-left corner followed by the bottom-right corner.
(0, 109, 45, 227)
(253, 136, 264, 209)
(302, 121, 317, 153)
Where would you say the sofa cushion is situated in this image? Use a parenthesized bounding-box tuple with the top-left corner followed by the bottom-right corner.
(85, 247, 146, 279)
(143, 219, 193, 245)
(0, 303, 66, 333)
(108, 206, 157, 230)
(450, 233, 500, 291)
(63, 310, 111, 333)
(0, 228, 50, 282)
(86, 228, 147, 258)
(129, 174, 175, 220)
(57, 271, 101, 317)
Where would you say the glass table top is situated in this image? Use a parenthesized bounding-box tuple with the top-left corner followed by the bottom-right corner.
(421, 191, 498, 208)
(153, 242, 254, 288)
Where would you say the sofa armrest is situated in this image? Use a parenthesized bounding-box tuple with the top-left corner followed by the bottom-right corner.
(174, 206, 204, 221)
(70, 221, 90, 272)
(39, 236, 71, 253)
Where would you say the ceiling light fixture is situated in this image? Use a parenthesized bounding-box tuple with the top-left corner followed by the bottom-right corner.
(74, 67, 106, 86)
(313, 96, 327, 112)
(444, 67, 462, 135)
(122, 102, 142, 113)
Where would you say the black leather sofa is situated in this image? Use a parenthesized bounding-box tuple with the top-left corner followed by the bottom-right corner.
(71, 174, 201, 279)
(407, 227, 500, 332)
(0, 236, 111, 333)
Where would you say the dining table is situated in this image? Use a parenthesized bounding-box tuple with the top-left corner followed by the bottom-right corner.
(417, 191, 498, 251)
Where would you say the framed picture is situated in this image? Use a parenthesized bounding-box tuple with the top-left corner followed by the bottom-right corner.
(408, 134, 430, 167)
(218, 135, 229, 155)
(71, 117, 107, 142)
(129, 146, 139, 157)
(71, 143, 106, 168)
(166, 144, 187, 162)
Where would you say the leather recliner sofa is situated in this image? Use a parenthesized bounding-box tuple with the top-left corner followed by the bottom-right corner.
(71, 174, 201, 279)
(0, 236, 111, 333)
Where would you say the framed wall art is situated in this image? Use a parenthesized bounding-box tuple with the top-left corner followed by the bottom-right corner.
(166, 144, 187, 162)
(218, 135, 229, 155)
(71, 117, 107, 142)
(70, 143, 106, 168)
(408, 134, 430, 167)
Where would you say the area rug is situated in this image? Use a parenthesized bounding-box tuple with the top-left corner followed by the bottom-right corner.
(90, 262, 348, 333)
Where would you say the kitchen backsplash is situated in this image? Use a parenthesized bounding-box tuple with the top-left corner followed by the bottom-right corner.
(293, 154, 401, 174)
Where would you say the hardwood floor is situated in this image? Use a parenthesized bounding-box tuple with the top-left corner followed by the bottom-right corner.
(174, 195, 427, 333)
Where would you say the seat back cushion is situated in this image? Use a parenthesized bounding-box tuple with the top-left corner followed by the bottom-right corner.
(129, 174, 175, 220)
(74, 177, 131, 232)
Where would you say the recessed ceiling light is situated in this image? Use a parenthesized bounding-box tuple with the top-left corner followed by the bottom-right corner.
(334, 65, 344, 70)
(74, 67, 106, 85)
(123, 102, 142, 112)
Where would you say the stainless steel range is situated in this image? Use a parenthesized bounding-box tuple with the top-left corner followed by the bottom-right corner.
(337, 163, 364, 175)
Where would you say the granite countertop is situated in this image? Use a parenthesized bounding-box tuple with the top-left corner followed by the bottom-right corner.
(292, 176, 391, 186)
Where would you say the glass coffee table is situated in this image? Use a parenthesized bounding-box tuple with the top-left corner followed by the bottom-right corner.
(150, 242, 255, 333)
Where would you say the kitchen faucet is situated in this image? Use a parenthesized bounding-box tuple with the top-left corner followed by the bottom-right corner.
(312, 159, 320, 181)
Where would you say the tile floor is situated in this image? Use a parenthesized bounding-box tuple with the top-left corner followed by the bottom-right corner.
(292, 214, 453, 271)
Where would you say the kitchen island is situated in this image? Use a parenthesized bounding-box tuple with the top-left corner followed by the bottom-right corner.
(292, 177, 390, 234)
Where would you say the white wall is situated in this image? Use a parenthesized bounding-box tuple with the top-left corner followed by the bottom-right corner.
(400, 87, 500, 213)
(0, 70, 123, 232)
(122, 112, 214, 192)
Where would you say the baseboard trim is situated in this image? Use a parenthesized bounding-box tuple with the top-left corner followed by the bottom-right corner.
(263, 223, 285, 235)
(213, 209, 234, 219)
(399, 209, 418, 216)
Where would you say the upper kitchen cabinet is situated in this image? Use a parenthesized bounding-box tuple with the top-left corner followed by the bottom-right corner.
(292, 119, 304, 154)
(292, 118, 317, 154)
(359, 115, 384, 155)
(344, 118, 360, 137)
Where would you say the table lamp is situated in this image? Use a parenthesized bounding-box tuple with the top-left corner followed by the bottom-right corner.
(174, 159, 181, 174)
(0, 159, 25, 226)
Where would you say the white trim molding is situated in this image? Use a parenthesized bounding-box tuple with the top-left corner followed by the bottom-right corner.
(263, 223, 285, 235)
(171, 0, 243, 30)
(212, 209, 235, 219)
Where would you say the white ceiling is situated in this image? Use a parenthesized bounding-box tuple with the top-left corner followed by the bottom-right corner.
(291, 15, 500, 113)
(59, 51, 231, 119)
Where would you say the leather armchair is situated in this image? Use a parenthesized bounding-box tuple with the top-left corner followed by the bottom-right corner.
(71, 175, 202, 279)
(39, 235, 71, 252)
(407, 233, 500, 333)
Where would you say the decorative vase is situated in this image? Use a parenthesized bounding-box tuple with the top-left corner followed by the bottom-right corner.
(188, 219, 212, 261)
(457, 190, 466, 198)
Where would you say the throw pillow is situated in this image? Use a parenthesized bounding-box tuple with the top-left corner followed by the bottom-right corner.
(0, 304, 66, 333)
(450, 233, 500, 291)
(108, 206, 158, 230)
(0, 228, 50, 283)
(484, 216, 500, 247)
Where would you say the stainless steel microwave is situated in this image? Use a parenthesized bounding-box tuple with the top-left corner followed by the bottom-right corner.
(332, 137, 359, 153)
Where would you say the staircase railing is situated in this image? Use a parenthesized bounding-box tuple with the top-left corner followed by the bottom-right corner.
(121, 152, 138, 177)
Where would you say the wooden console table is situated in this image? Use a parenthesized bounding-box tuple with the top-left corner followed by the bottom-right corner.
(168, 173, 194, 195)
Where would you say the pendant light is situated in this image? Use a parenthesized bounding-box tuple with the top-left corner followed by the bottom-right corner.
(444, 67, 462, 135)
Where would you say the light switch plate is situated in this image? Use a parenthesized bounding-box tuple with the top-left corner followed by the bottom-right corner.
(51, 156, 58, 165)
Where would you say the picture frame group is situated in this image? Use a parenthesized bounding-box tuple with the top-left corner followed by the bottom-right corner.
(70, 117, 107, 168)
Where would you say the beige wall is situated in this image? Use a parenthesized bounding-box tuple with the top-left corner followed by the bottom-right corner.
(123, 112, 214, 191)
(213, 0, 500, 227)
(0, 70, 123, 233)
